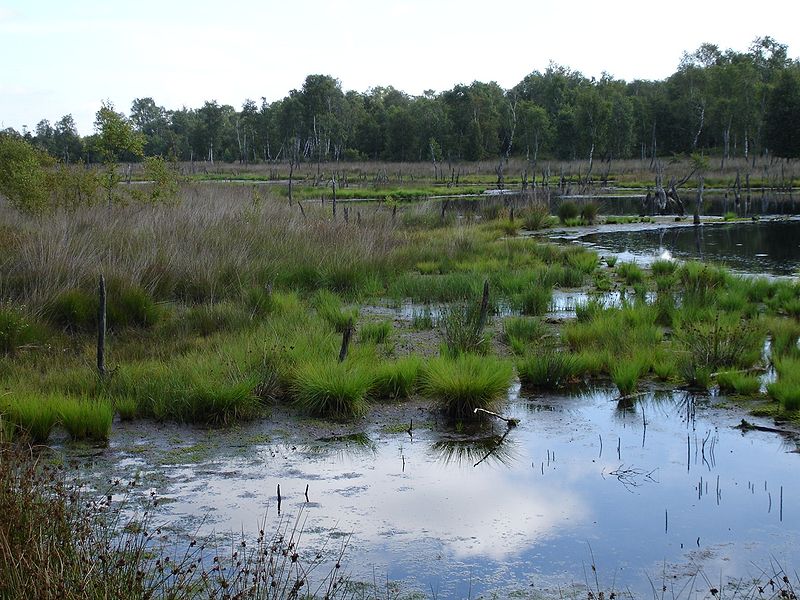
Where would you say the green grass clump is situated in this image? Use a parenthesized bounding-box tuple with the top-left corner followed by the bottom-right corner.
(58, 398, 113, 442)
(411, 307, 435, 330)
(185, 302, 251, 336)
(580, 202, 599, 225)
(0, 305, 42, 356)
(107, 283, 160, 328)
(679, 261, 728, 307)
(520, 204, 551, 230)
(651, 259, 677, 277)
(616, 262, 644, 285)
(770, 318, 800, 359)
(723, 211, 737, 221)
(564, 304, 662, 355)
(604, 255, 618, 268)
(370, 356, 422, 400)
(516, 285, 552, 316)
(517, 350, 582, 389)
(421, 354, 513, 419)
(557, 201, 580, 224)
(244, 285, 277, 317)
(2, 395, 58, 444)
(768, 356, 800, 411)
(611, 360, 645, 397)
(312, 290, 358, 333)
(115, 396, 138, 421)
(716, 371, 761, 396)
(439, 300, 490, 357)
(48, 289, 96, 332)
(292, 361, 373, 420)
(360, 320, 393, 345)
(503, 317, 546, 355)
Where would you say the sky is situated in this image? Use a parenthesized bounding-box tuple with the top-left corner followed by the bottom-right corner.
(1, 0, 798, 135)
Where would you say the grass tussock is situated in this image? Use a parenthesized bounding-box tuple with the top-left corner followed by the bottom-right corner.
(291, 361, 373, 420)
(421, 354, 513, 419)
(716, 370, 762, 396)
(517, 350, 583, 389)
(611, 359, 646, 397)
(370, 356, 422, 400)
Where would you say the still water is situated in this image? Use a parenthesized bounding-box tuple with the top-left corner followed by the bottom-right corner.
(580, 219, 800, 276)
(68, 385, 799, 598)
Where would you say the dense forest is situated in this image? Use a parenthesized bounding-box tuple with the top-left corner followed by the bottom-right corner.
(5, 37, 800, 164)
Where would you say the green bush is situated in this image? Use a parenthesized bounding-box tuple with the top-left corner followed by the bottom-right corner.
(421, 354, 513, 419)
(312, 290, 358, 333)
(439, 301, 490, 357)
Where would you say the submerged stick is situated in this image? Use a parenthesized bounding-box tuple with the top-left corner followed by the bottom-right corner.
(473, 408, 519, 427)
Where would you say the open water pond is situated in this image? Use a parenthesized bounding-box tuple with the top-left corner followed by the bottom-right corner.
(579, 219, 800, 276)
(65, 385, 799, 598)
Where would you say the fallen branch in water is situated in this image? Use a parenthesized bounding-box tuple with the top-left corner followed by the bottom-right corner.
(473, 408, 519, 427)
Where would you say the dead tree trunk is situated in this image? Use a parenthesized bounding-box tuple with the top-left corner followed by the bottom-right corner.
(694, 176, 704, 225)
(97, 275, 106, 378)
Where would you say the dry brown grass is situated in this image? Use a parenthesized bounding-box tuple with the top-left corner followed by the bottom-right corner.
(0, 183, 399, 311)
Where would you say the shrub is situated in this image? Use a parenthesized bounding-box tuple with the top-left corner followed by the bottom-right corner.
(59, 398, 113, 442)
(517, 350, 582, 389)
(557, 201, 579, 224)
(292, 361, 373, 420)
(360, 320, 393, 345)
(421, 354, 513, 419)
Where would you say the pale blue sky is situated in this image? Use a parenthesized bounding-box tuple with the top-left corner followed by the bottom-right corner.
(1, 0, 798, 135)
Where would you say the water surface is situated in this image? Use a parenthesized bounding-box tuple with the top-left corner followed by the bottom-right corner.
(66, 386, 799, 598)
(580, 219, 800, 276)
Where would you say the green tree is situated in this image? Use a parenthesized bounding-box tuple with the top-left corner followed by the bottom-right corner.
(764, 67, 800, 157)
(94, 101, 145, 205)
(0, 133, 53, 215)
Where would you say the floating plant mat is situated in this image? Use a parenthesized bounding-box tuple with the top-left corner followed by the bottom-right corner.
(58, 385, 799, 598)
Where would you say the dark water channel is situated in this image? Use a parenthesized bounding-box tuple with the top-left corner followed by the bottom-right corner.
(580, 219, 800, 276)
(66, 385, 799, 598)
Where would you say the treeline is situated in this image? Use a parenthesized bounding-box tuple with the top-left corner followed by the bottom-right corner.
(7, 37, 800, 164)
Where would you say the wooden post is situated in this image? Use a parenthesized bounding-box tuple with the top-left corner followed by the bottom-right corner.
(476, 279, 490, 333)
(338, 324, 353, 362)
(694, 176, 703, 225)
(97, 275, 106, 378)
